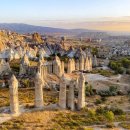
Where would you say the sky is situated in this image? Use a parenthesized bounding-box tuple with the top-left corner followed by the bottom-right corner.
(0, 0, 130, 31)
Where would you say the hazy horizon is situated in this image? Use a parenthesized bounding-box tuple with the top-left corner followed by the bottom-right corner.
(0, 0, 130, 32)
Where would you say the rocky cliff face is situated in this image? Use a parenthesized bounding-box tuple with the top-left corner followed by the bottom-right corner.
(0, 31, 6, 51)
(32, 33, 43, 44)
(0, 41, 5, 51)
(0, 30, 26, 52)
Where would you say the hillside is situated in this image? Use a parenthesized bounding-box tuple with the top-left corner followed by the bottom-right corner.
(0, 23, 71, 34)
(0, 23, 106, 37)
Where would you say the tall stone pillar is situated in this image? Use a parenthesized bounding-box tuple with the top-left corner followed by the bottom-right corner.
(61, 61, 64, 74)
(38, 60, 42, 75)
(88, 57, 92, 71)
(9, 75, 19, 114)
(75, 59, 79, 70)
(79, 55, 84, 70)
(59, 74, 66, 109)
(19, 54, 30, 75)
(71, 59, 75, 71)
(53, 56, 62, 77)
(47, 62, 50, 73)
(45, 65, 48, 76)
(93, 55, 97, 67)
(46, 61, 52, 74)
(78, 73, 85, 110)
(41, 64, 48, 80)
(40, 65, 43, 81)
(34, 72, 44, 108)
(49, 61, 53, 73)
(67, 80, 75, 110)
(67, 59, 73, 73)
(75, 77, 79, 89)
(85, 56, 89, 71)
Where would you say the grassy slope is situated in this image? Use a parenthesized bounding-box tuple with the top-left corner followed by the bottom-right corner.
(0, 89, 130, 129)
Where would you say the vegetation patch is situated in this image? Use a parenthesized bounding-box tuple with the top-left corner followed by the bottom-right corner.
(92, 69, 115, 77)
(98, 85, 119, 96)
(119, 122, 130, 129)
(10, 59, 20, 72)
(0, 88, 58, 107)
(109, 57, 130, 74)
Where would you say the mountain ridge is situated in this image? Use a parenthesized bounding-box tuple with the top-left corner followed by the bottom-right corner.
(0, 23, 101, 34)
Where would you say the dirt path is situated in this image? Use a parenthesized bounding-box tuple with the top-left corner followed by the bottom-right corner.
(86, 74, 121, 82)
(86, 74, 130, 88)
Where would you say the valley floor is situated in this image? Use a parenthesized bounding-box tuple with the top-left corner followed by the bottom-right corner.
(0, 73, 130, 130)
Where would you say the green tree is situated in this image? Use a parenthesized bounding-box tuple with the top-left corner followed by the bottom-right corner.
(121, 58, 130, 68)
(92, 47, 98, 56)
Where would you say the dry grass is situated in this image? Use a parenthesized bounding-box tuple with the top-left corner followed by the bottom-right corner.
(0, 88, 59, 107)
(1, 88, 130, 129)
(86, 95, 130, 111)
(0, 110, 58, 130)
(30, 60, 38, 67)
(0, 109, 129, 130)
(0, 88, 9, 107)
(0, 110, 95, 129)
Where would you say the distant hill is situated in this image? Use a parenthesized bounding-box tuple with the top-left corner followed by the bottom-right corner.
(0, 23, 112, 39)
(0, 23, 70, 34)
(0, 23, 101, 34)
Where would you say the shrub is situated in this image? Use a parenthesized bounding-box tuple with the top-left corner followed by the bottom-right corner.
(88, 109, 96, 117)
(121, 58, 130, 68)
(10, 60, 20, 72)
(126, 69, 130, 74)
(91, 69, 114, 77)
(21, 79, 30, 88)
(101, 97, 107, 102)
(96, 107, 107, 114)
(117, 67, 124, 74)
(117, 90, 124, 95)
(111, 92, 117, 96)
(95, 99, 102, 105)
(92, 47, 98, 56)
(119, 123, 130, 129)
(104, 111, 115, 122)
(106, 123, 115, 128)
(109, 86, 117, 93)
(109, 57, 130, 74)
(85, 85, 95, 96)
(99, 70, 114, 77)
(109, 107, 124, 115)
(98, 90, 111, 96)
(86, 92, 91, 96)
(98, 86, 118, 96)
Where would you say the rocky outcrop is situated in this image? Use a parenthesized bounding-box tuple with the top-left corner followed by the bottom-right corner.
(0, 59, 11, 75)
(19, 54, 30, 75)
(9, 75, 19, 114)
(34, 72, 44, 108)
(32, 33, 43, 44)
(53, 56, 62, 77)
(78, 73, 85, 110)
(59, 74, 66, 109)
